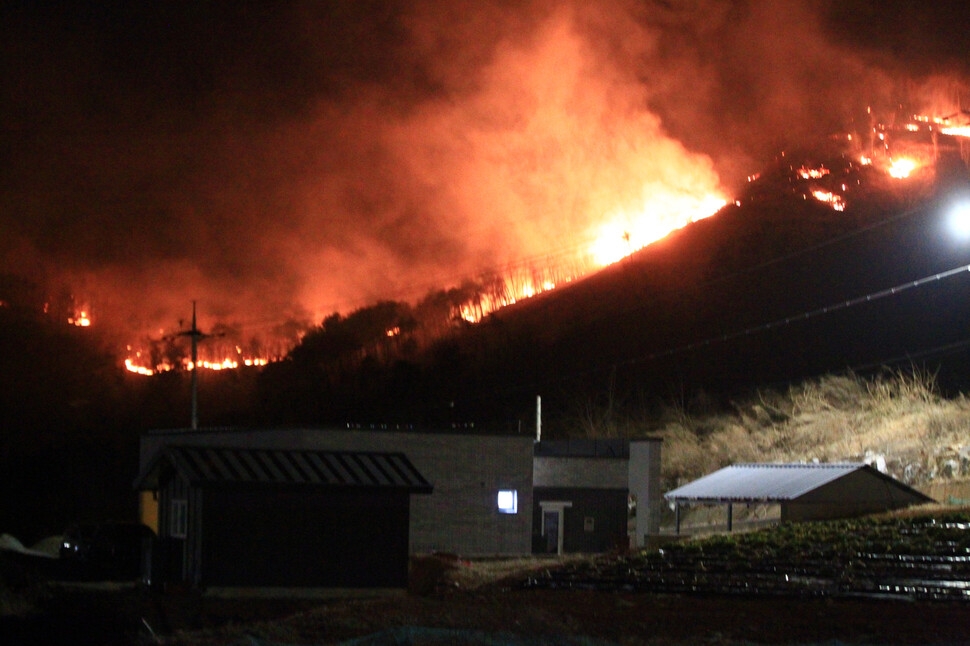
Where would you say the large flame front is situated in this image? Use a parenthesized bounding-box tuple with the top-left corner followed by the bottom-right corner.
(454, 188, 728, 324)
(590, 193, 727, 266)
(124, 351, 272, 376)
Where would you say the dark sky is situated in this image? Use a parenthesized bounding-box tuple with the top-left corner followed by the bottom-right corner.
(3, 0, 970, 339)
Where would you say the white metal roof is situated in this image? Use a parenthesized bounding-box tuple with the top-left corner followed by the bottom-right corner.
(665, 463, 867, 502)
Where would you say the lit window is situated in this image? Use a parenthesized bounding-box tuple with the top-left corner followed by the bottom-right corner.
(170, 499, 188, 538)
(497, 489, 518, 514)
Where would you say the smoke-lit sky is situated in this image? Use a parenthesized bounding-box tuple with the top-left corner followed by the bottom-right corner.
(3, 0, 970, 339)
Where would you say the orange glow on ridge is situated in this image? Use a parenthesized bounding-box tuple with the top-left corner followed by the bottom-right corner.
(589, 193, 727, 267)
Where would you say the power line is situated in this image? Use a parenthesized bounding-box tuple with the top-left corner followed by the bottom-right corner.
(623, 263, 970, 365)
(850, 336, 970, 373)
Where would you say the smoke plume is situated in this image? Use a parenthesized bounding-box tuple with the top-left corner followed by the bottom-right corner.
(2, 0, 968, 341)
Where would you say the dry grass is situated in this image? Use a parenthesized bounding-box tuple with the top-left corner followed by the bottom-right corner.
(578, 369, 970, 493)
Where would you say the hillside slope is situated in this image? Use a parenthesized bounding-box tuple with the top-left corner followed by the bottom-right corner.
(480, 144, 970, 419)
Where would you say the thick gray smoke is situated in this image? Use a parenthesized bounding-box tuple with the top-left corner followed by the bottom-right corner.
(1, 0, 968, 340)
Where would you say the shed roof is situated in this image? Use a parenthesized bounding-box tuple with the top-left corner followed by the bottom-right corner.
(134, 445, 433, 493)
(664, 463, 932, 503)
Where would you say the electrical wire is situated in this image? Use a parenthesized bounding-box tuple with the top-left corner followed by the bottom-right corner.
(624, 263, 970, 365)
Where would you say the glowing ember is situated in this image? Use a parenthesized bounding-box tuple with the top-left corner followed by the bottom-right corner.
(888, 158, 916, 179)
(859, 155, 872, 166)
(68, 311, 91, 327)
(811, 190, 845, 212)
(386, 326, 400, 337)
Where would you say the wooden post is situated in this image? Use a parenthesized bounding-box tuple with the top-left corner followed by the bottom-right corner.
(727, 503, 733, 532)
(675, 502, 681, 535)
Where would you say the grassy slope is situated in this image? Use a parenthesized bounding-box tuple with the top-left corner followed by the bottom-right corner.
(643, 370, 970, 499)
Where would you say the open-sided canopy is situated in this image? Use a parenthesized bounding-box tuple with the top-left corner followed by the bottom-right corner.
(664, 462, 932, 504)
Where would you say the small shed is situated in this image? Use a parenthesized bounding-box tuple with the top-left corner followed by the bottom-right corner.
(665, 463, 934, 533)
(134, 445, 432, 588)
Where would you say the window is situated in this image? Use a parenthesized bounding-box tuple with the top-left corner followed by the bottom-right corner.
(497, 489, 518, 514)
(170, 499, 188, 538)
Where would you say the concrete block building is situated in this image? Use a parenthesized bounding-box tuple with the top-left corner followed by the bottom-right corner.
(136, 428, 662, 587)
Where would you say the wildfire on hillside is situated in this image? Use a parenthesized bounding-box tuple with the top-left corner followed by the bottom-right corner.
(452, 192, 728, 324)
(589, 194, 728, 267)
(124, 348, 274, 376)
(783, 108, 970, 214)
(102, 105, 970, 371)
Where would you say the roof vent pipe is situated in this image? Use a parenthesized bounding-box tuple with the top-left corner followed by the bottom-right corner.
(535, 395, 542, 443)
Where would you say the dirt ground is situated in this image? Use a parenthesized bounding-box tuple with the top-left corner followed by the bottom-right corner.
(4, 555, 970, 645)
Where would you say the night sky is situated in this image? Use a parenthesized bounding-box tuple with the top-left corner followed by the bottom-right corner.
(3, 0, 970, 340)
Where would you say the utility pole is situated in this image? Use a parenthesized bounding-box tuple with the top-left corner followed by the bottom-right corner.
(176, 301, 209, 430)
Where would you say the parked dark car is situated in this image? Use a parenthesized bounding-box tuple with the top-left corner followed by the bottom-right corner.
(60, 521, 155, 580)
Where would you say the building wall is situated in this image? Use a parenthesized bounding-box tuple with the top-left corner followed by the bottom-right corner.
(533, 457, 628, 488)
(140, 429, 534, 556)
(200, 485, 411, 587)
(532, 487, 628, 553)
(531, 440, 663, 552)
(629, 440, 663, 543)
(154, 471, 196, 586)
(783, 469, 931, 522)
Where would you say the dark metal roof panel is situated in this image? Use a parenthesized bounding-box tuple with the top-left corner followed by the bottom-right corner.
(136, 446, 432, 491)
(665, 463, 867, 502)
(533, 439, 630, 458)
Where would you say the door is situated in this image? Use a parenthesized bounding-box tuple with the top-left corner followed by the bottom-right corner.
(543, 510, 560, 554)
(539, 501, 571, 555)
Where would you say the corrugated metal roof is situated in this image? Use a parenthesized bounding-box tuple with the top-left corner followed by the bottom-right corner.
(134, 445, 432, 492)
(665, 463, 869, 502)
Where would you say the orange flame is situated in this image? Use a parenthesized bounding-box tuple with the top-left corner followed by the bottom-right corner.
(68, 311, 91, 327)
(124, 350, 272, 376)
(811, 190, 845, 212)
(589, 193, 727, 267)
(941, 125, 970, 138)
(888, 158, 916, 179)
(797, 166, 830, 180)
